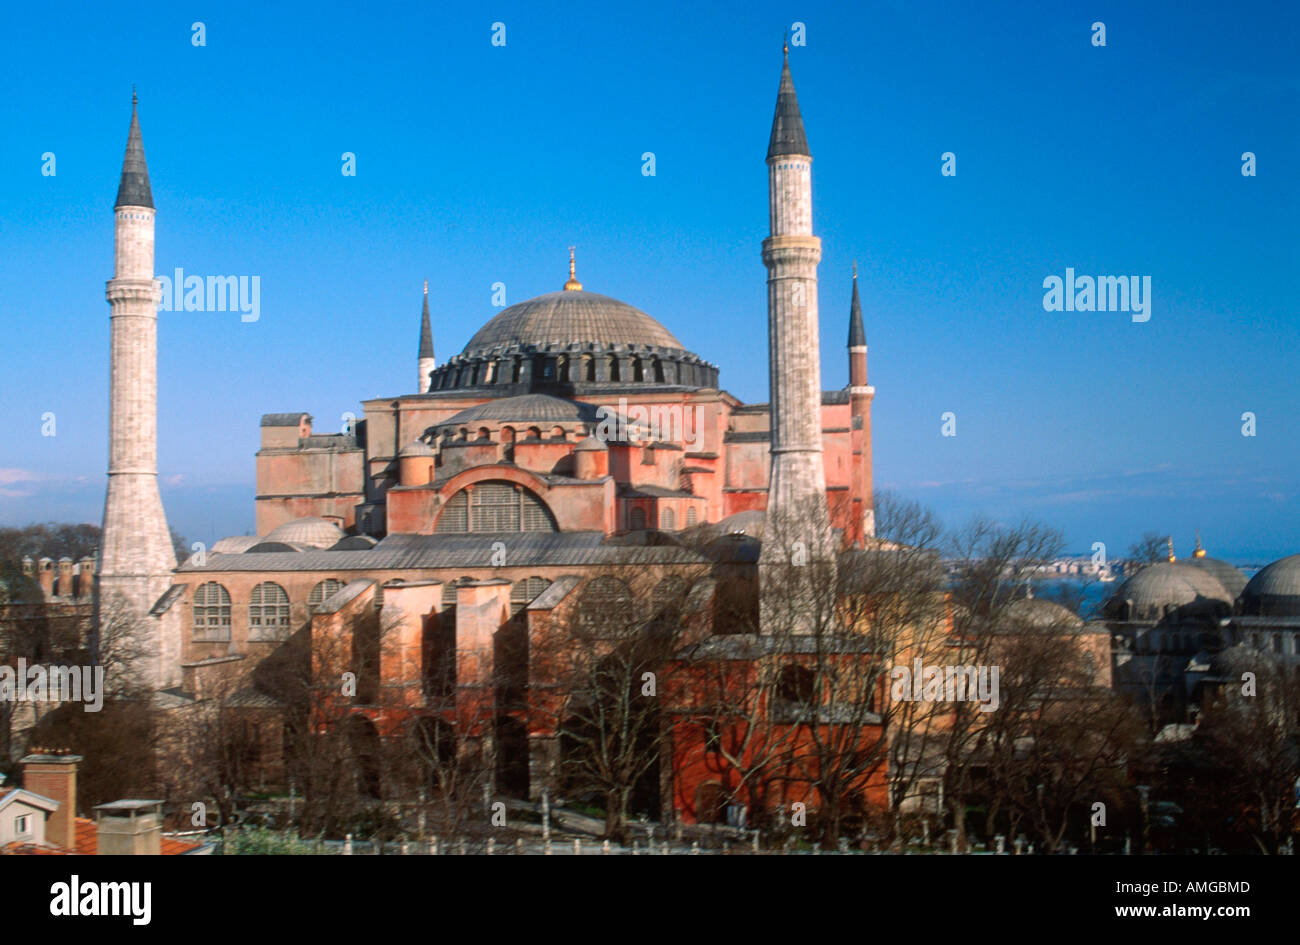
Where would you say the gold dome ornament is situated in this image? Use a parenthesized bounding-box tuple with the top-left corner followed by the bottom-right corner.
(564, 246, 583, 291)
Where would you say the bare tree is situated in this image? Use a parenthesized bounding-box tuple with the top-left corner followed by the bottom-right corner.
(1196, 647, 1300, 854)
(533, 565, 698, 842)
(1127, 532, 1168, 565)
(937, 517, 1064, 852)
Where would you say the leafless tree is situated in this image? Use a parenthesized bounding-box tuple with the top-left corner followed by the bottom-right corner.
(1196, 647, 1300, 854)
(533, 564, 700, 842)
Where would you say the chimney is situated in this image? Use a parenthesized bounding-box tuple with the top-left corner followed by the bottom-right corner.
(20, 752, 83, 851)
(57, 556, 74, 597)
(94, 800, 163, 855)
(21, 555, 34, 578)
(37, 558, 54, 599)
(76, 556, 96, 598)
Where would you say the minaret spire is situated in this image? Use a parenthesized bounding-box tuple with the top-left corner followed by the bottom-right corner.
(417, 280, 436, 393)
(848, 263, 865, 348)
(847, 264, 875, 540)
(100, 93, 177, 689)
(115, 90, 154, 210)
(767, 42, 810, 161)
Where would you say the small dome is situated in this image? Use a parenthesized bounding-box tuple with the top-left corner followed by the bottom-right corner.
(264, 517, 345, 549)
(1004, 597, 1084, 631)
(1184, 555, 1248, 598)
(246, 541, 312, 553)
(330, 535, 378, 551)
(575, 435, 608, 451)
(1106, 562, 1232, 622)
(399, 440, 435, 457)
(211, 536, 261, 554)
(1240, 553, 1300, 616)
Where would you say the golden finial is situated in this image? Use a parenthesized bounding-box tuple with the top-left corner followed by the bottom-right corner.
(1166, 536, 1176, 563)
(853, 260, 858, 280)
(132, 85, 137, 106)
(1193, 530, 1206, 558)
(423, 279, 428, 296)
(564, 246, 583, 291)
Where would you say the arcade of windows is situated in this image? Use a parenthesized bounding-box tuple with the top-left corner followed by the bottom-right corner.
(193, 575, 558, 640)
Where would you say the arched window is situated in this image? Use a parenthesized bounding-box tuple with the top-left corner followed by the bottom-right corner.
(661, 507, 675, 530)
(309, 579, 346, 612)
(580, 576, 636, 634)
(652, 576, 688, 618)
(436, 481, 558, 533)
(686, 507, 698, 527)
(249, 582, 291, 637)
(510, 576, 553, 616)
(193, 582, 231, 640)
(629, 507, 646, 530)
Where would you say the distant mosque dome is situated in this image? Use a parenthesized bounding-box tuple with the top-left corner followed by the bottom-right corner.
(1239, 553, 1300, 617)
(1105, 561, 1232, 622)
(264, 516, 345, 549)
(1184, 555, 1248, 598)
(1005, 596, 1084, 631)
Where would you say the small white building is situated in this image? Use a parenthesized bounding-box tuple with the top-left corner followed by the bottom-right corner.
(0, 787, 60, 848)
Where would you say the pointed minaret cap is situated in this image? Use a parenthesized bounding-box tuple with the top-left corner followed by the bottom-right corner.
(848, 262, 866, 347)
(115, 88, 154, 209)
(418, 280, 434, 360)
(767, 42, 810, 160)
(564, 246, 583, 291)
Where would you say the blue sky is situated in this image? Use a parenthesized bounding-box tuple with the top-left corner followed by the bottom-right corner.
(1, 0, 1297, 562)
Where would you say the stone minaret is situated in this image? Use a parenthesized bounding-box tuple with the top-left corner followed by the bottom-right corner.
(759, 46, 835, 570)
(848, 266, 876, 542)
(99, 93, 177, 689)
(418, 280, 436, 392)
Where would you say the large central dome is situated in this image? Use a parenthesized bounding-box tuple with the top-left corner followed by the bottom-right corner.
(464, 290, 684, 357)
(423, 261, 719, 394)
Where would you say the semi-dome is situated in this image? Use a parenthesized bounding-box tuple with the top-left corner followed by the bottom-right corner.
(441, 393, 604, 428)
(464, 291, 684, 356)
(1105, 562, 1232, 622)
(263, 516, 345, 549)
(1240, 553, 1300, 616)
